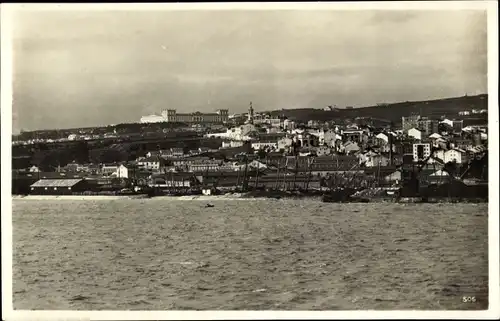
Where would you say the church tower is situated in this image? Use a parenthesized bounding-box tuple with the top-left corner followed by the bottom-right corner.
(247, 101, 254, 124)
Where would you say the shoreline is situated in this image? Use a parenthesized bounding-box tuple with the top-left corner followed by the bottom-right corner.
(11, 194, 487, 203)
(11, 194, 267, 201)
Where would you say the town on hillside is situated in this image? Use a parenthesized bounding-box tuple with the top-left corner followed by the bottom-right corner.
(12, 96, 489, 201)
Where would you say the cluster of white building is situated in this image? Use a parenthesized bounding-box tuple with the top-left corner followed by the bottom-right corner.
(458, 109, 488, 116)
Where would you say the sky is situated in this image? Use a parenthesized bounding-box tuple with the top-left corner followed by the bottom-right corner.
(11, 8, 487, 132)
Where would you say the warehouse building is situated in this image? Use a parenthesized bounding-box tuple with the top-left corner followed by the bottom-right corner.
(30, 179, 88, 195)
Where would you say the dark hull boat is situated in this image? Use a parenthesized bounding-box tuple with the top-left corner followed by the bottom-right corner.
(321, 188, 358, 203)
(399, 181, 488, 203)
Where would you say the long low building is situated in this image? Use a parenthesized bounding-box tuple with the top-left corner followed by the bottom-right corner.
(30, 179, 88, 195)
(140, 109, 229, 124)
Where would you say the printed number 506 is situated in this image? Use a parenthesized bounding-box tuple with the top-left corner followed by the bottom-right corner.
(462, 296, 476, 303)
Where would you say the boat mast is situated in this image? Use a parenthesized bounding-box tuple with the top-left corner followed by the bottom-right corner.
(274, 157, 281, 190)
(305, 156, 315, 191)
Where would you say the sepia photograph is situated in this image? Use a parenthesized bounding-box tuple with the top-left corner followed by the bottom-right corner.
(1, 2, 499, 320)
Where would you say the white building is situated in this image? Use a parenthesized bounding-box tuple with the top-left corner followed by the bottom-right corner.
(433, 148, 467, 164)
(221, 140, 245, 149)
(205, 124, 256, 141)
(440, 118, 454, 127)
(251, 138, 278, 151)
(407, 128, 422, 141)
(101, 164, 129, 178)
(413, 143, 431, 162)
(385, 170, 402, 184)
(292, 132, 320, 148)
(323, 105, 337, 111)
(310, 129, 337, 147)
(283, 119, 296, 130)
(445, 149, 467, 164)
(277, 137, 293, 150)
(28, 165, 41, 172)
(360, 151, 390, 167)
(429, 133, 442, 140)
(140, 114, 165, 123)
(342, 141, 361, 155)
(160, 148, 185, 158)
(375, 133, 389, 144)
(137, 156, 164, 171)
(265, 126, 281, 134)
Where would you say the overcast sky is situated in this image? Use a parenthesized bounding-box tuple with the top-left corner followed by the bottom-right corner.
(11, 9, 487, 132)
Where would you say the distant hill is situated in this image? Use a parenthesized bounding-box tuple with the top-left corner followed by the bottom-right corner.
(266, 94, 488, 125)
(14, 94, 488, 137)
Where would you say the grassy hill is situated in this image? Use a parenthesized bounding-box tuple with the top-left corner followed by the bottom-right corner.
(267, 94, 488, 125)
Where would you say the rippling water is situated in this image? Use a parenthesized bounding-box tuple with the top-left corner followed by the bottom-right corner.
(12, 199, 488, 310)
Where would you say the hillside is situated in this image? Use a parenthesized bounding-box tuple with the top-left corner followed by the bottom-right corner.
(14, 94, 488, 139)
(267, 94, 488, 125)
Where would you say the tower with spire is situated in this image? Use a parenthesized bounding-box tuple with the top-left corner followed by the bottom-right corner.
(247, 101, 254, 125)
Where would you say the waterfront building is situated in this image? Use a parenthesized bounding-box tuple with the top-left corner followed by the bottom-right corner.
(384, 170, 402, 185)
(101, 164, 129, 179)
(30, 178, 88, 195)
(28, 165, 41, 173)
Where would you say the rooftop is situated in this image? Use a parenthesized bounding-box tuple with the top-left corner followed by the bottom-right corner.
(31, 179, 83, 187)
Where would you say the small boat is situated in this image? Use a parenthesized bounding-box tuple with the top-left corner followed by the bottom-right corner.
(205, 203, 215, 208)
(322, 187, 357, 203)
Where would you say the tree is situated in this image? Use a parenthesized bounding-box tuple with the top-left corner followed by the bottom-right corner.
(443, 160, 459, 178)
